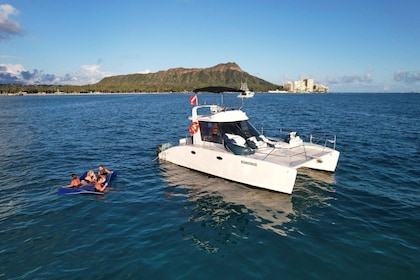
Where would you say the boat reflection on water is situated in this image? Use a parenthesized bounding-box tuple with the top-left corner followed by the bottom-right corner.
(159, 163, 336, 250)
(297, 167, 336, 185)
(292, 168, 337, 217)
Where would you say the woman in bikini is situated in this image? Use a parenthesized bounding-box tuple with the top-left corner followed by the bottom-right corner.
(97, 165, 111, 177)
(82, 170, 97, 185)
(94, 175, 108, 192)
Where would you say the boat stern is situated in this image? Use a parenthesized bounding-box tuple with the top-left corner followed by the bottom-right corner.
(300, 149, 340, 172)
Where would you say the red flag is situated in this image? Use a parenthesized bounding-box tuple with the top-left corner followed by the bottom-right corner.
(190, 95, 197, 105)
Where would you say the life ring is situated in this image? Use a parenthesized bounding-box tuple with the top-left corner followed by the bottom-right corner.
(189, 121, 199, 135)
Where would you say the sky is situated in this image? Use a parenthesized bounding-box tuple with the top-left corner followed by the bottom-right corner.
(1, 0, 419, 92)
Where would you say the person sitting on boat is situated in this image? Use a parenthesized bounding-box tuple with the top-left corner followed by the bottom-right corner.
(210, 123, 222, 143)
(82, 170, 97, 185)
(94, 175, 108, 192)
(97, 165, 111, 177)
(64, 173, 81, 188)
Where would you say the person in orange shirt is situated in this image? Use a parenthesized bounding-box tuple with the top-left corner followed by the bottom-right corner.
(94, 175, 108, 192)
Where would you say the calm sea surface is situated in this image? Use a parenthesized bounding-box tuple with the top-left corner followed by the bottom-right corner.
(0, 93, 419, 279)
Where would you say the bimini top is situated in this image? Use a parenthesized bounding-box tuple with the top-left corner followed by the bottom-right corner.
(193, 86, 244, 94)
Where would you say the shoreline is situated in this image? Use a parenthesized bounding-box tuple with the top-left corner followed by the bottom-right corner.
(1, 91, 416, 96)
(0, 91, 184, 96)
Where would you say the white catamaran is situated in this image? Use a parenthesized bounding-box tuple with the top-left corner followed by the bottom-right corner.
(157, 87, 339, 194)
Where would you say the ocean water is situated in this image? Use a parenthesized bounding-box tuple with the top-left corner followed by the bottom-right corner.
(0, 93, 419, 279)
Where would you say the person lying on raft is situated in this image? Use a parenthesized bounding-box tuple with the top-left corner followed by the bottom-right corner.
(81, 170, 97, 185)
(63, 173, 81, 188)
(94, 175, 108, 192)
(97, 165, 112, 177)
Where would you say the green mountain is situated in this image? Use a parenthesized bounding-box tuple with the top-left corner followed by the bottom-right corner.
(95, 62, 281, 92)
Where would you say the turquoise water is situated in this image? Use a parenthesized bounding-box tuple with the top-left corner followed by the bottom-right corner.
(0, 93, 419, 279)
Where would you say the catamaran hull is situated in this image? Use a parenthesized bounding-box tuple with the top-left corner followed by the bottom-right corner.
(300, 149, 340, 172)
(159, 145, 297, 194)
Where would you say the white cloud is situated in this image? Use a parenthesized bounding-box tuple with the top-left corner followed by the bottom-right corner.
(326, 70, 373, 84)
(58, 64, 114, 85)
(0, 63, 112, 85)
(81, 64, 101, 73)
(0, 63, 24, 74)
(394, 69, 420, 84)
(0, 4, 21, 41)
(72, 64, 113, 84)
(0, 63, 56, 84)
(137, 69, 152, 74)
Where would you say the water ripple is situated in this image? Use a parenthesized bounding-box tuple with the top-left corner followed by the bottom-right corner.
(0, 93, 419, 279)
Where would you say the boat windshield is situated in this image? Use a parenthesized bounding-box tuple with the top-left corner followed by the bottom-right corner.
(199, 120, 260, 144)
(219, 121, 260, 139)
(199, 122, 223, 144)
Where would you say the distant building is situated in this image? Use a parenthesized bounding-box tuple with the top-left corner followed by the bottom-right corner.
(283, 77, 328, 93)
(313, 83, 329, 93)
(304, 78, 314, 92)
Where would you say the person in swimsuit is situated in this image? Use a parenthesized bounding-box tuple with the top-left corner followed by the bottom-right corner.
(97, 165, 111, 177)
(82, 170, 96, 185)
(64, 173, 81, 188)
(94, 175, 108, 192)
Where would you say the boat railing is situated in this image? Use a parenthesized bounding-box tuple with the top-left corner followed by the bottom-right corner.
(309, 132, 337, 150)
(264, 128, 337, 150)
(262, 143, 308, 163)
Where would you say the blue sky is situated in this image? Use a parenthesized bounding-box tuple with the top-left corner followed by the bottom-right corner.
(1, 0, 419, 92)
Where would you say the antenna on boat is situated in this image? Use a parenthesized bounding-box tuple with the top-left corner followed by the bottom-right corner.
(238, 97, 245, 110)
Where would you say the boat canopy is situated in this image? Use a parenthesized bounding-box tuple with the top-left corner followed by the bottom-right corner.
(193, 86, 244, 94)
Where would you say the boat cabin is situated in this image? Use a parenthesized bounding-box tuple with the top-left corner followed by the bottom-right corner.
(198, 120, 260, 145)
(188, 87, 264, 155)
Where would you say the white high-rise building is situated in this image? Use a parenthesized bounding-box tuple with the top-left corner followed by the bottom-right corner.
(283, 77, 327, 93)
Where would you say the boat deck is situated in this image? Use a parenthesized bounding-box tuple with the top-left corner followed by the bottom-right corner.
(190, 140, 333, 169)
(252, 144, 331, 168)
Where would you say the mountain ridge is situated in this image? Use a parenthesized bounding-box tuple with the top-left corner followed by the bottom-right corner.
(96, 62, 280, 92)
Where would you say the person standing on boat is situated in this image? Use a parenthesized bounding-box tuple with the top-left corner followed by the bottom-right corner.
(94, 175, 108, 192)
(97, 165, 111, 177)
